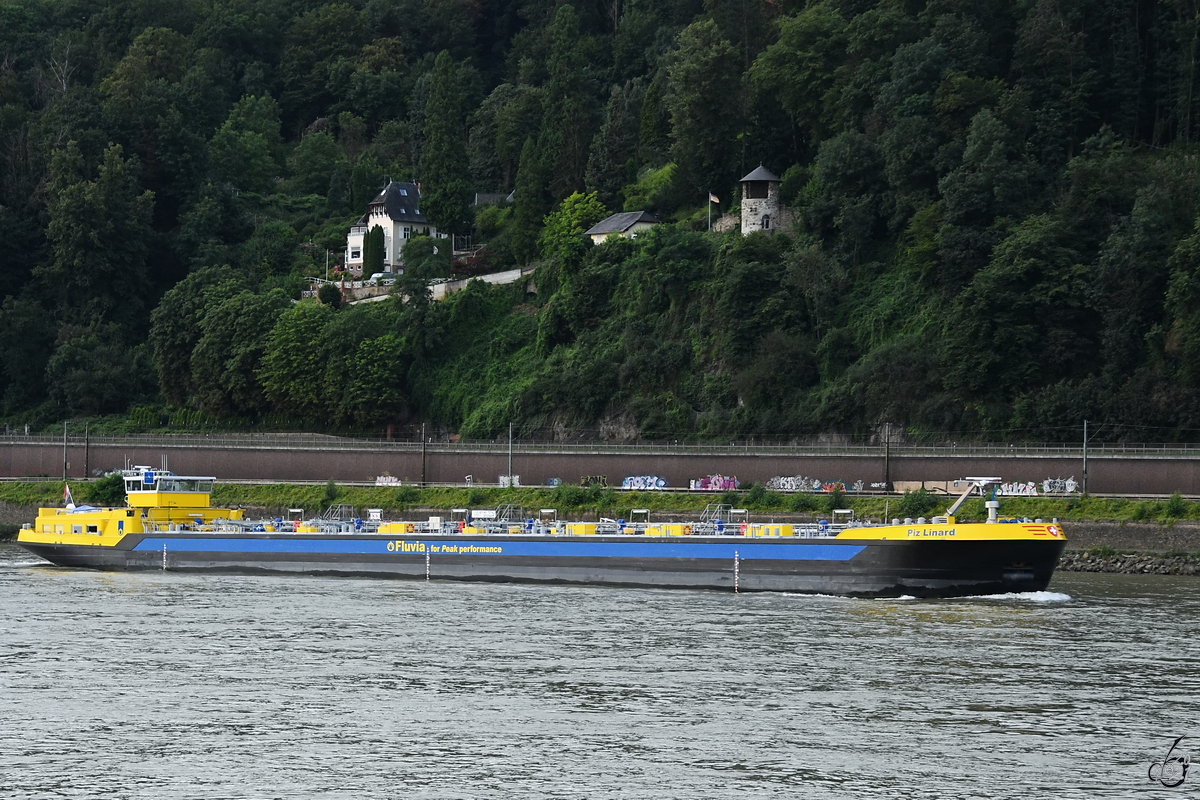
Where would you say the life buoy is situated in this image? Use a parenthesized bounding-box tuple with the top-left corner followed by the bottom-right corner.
(457, 520, 465, 533)
(739, 522, 748, 536)
(293, 519, 300, 532)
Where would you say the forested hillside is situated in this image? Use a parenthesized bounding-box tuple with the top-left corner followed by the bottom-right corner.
(3, 0, 1200, 442)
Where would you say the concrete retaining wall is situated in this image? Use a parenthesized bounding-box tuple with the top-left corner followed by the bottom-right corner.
(3, 437, 1200, 495)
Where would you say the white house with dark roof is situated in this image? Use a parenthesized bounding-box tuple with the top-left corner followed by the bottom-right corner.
(344, 180, 446, 275)
(584, 210, 658, 244)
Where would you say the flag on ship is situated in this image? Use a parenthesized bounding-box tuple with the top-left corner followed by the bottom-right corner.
(64, 483, 75, 509)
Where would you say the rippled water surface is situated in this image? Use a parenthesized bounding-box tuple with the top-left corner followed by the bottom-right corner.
(2, 542, 1198, 798)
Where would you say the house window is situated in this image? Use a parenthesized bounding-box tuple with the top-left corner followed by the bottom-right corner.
(402, 228, 409, 239)
(762, 214, 771, 230)
(351, 248, 361, 259)
(400, 188, 408, 196)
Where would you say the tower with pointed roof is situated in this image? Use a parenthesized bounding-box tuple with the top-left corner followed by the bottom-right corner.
(740, 165, 781, 235)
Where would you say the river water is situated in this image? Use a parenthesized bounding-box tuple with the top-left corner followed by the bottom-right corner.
(1, 541, 1196, 799)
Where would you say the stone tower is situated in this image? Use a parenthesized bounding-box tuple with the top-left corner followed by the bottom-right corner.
(740, 165, 781, 235)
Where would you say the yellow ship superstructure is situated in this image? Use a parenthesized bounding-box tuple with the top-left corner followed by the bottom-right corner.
(19, 468, 245, 550)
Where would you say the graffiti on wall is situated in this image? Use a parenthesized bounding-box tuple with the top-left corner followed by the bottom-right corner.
(690, 474, 740, 491)
(765, 476, 863, 493)
(1041, 476, 1080, 495)
(765, 476, 821, 492)
(622, 475, 667, 490)
(996, 481, 1038, 497)
(580, 475, 608, 488)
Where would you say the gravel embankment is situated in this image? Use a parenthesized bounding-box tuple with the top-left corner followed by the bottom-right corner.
(1058, 550, 1200, 575)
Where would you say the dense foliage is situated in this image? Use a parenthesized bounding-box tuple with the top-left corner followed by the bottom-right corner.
(5, 0, 1200, 442)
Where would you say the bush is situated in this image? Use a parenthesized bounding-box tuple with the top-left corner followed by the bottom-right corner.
(81, 473, 126, 507)
(394, 485, 419, 508)
(743, 483, 765, 506)
(317, 283, 342, 308)
(824, 486, 846, 514)
(322, 480, 339, 506)
(898, 488, 938, 517)
(1131, 501, 1159, 522)
(1165, 492, 1187, 519)
(553, 484, 586, 508)
(789, 492, 819, 512)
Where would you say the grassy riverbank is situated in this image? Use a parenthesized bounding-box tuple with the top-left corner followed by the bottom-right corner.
(2, 480, 1199, 525)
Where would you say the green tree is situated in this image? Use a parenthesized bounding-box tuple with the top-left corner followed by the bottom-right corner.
(512, 136, 552, 263)
(259, 302, 335, 420)
(666, 19, 742, 196)
(0, 297, 56, 411)
(317, 283, 343, 308)
(46, 326, 158, 416)
(342, 333, 409, 425)
(192, 289, 293, 415)
(150, 265, 246, 406)
(421, 51, 472, 235)
(363, 225, 386, 274)
(538, 191, 606, 264)
(40, 141, 155, 326)
(289, 130, 348, 195)
(402, 235, 450, 279)
(280, 3, 368, 128)
(540, 5, 598, 199)
(586, 82, 643, 209)
(749, 3, 847, 144)
(210, 95, 283, 194)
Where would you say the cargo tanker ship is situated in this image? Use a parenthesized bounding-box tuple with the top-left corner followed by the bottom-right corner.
(15, 469, 1066, 598)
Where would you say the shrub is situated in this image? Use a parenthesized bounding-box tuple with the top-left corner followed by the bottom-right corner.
(394, 485, 419, 508)
(898, 488, 938, 517)
(317, 283, 342, 308)
(824, 486, 846, 514)
(1131, 501, 1158, 522)
(743, 483, 765, 506)
(1165, 492, 1187, 519)
(81, 473, 125, 507)
(553, 484, 586, 508)
(322, 480, 339, 506)
(789, 492, 819, 512)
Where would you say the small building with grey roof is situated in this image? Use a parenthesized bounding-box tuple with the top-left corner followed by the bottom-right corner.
(584, 211, 659, 244)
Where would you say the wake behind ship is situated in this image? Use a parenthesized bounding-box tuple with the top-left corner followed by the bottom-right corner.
(16, 470, 1066, 598)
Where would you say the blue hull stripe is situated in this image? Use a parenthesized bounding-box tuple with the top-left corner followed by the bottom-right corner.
(132, 537, 866, 561)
